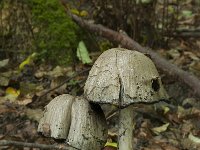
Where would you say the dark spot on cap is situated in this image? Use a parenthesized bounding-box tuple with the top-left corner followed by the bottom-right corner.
(152, 78, 160, 92)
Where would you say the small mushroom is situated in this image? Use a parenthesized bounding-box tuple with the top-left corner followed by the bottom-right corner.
(38, 94, 107, 150)
(84, 48, 169, 150)
(67, 96, 107, 150)
(38, 94, 74, 139)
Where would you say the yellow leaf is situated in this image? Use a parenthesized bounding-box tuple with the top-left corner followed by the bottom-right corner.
(70, 8, 80, 16)
(5, 87, 20, 101)
(70, 9, 88, 17)
(162, 106, 170, 114)
(19, 57, 31, 70)
(104, 142, 117, 148)
(19, 52, 37, 71)
(6, 87, 20, 97)
(152, 123, 169, 135)
(80, 10, 88, 17)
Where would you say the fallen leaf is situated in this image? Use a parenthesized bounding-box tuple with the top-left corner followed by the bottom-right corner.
(80, 10, 88, 17)
(189, 61, 200, 76)
(48, 66, 64, 78)
(77, 41, 92, 64)
(19, 52, 37, 71)
(152, 123, 170, 135)
(181, 120, 193, 137)
(17, 98, 32, 105)
(189, 133, 200, 144)
(181, 10, 193, 18)
(167, 49, 181, 60)
(4, 87, 20, 101)
(0, 59, 9, 68)
(162, 106, 170, 114)
(104, 142, 117, 148)
(0, 71, 12, 86)
(25, 108, 43, 122)
(0, 104, 16, 114)
(178, 106, 200, 119)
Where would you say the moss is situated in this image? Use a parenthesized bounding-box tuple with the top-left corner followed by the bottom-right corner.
(99, 40, 113, 52)
(28, 0, 80, 66)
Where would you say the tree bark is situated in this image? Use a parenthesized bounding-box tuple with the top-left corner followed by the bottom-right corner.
(68, 14, 200, 98)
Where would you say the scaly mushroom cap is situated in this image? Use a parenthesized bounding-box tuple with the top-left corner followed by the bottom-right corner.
(84, 48, 168, 107)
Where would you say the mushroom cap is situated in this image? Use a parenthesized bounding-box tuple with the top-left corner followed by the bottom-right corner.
(67, 96, 107, 150)
(38, 94, 108, 149)
(84, 48, 168, 107)
(38, 94, 74, 139)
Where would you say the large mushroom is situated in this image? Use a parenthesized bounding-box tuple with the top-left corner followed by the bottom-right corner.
(84, 48, 169, 150)
(38, 94, 107, 150)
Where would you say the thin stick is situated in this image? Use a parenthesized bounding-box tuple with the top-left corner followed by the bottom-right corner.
(0, 140, 80, 150)
(36, 68, 90, 101)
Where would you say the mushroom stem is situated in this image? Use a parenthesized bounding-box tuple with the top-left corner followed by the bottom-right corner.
(118, 105, 134, 150)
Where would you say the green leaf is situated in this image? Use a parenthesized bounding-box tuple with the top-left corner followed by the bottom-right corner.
(182, 10, 193, 18)
(77, 41, 92, 64)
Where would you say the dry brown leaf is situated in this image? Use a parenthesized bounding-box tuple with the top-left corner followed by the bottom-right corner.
(181, 120, 194, 137)
(0, 104, 16, 114)
(25, 108, 43, 122)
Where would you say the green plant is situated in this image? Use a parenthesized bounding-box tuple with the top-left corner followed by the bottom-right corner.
(28, 0, 80, 66)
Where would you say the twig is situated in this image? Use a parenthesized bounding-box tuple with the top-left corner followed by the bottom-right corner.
(36, 68, 90, 101)
(172, 31, 200, 38)
(0, 140, 80, 150)
(106, 109, 118, 120)
(105, 102, 177, 121)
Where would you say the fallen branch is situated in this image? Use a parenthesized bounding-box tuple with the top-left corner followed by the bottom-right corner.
(67, 14, 200, 98)
(0, 140, 80, 150)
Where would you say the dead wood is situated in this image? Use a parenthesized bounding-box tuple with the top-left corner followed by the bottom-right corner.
(68, 14, 200, 98)
(0, 140, 80, 150)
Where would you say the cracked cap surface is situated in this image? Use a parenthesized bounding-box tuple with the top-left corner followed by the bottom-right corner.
(84, 48, 168, 107)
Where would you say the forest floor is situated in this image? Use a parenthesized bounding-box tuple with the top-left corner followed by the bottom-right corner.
(1, 0, 200, 149)
(0, 37, 200, 150)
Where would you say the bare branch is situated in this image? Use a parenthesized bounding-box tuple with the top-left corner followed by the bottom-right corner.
(0, 140, 80, 150)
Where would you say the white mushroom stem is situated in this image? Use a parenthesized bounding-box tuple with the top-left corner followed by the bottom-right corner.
(118, 105, 134, 150)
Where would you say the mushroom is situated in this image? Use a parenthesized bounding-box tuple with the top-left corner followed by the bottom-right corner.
(84, 48, 169, 150)
(67, 96, 107, 150)
(38, 94, 107, 150)
(38, 94, 74, 139)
